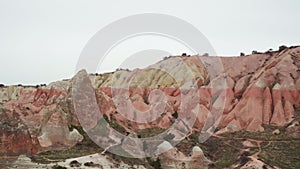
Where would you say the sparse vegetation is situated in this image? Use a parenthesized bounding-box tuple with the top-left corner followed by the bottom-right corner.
(202, 53, 209, 56)
(84, 161, 102, 168)
(258, 140, 300, 169)
(147, 157, 162, 169)
(52, 164, 67, 169)
(176, 117, 300, 169)
(31, 109, 300, 168)
(69, 160, 81, 167)
(279, 45, 288, 52)
(103, 114, 127, 134)
(136, 127, 165, 138)
(172, 111, 178, 119)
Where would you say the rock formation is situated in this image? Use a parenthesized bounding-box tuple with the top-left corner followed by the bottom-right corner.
(0, 84, 83, 157)
(157, 141, 211, 169)
(0, 46, 299, 166)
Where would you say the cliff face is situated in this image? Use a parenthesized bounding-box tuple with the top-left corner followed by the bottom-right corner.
(0, 111, 39, 157)
(0, 46, 299, 160)
(0, 84, 83, 157)
(88, 46, 300, 134)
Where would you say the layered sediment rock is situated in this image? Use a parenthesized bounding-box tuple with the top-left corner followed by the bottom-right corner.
(91, 47, 300, 133)
(0, 110, 39, 157)
(0, 85, 82, 156)
(0, 46, 300, 158)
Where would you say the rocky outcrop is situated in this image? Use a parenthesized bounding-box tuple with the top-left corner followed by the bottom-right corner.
(0, 110, 39, 157)
(0, 46, 300, 159)
(9, 153, 146, 169)
(234, 75, 251, 97)
(87, 46, 300, 134)
(262, 87, 272, 124)
(0, 85, 83, 156)
(286, 120, 300, 137)
(221, 86, 265, 132)
(158, 141, 211, 169)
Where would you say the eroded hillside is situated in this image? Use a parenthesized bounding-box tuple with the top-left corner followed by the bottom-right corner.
(0, 46, 299, 169)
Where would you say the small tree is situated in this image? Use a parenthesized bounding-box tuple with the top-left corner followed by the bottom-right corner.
(279, 45, 288, 52)
(202, 53, 209, 56)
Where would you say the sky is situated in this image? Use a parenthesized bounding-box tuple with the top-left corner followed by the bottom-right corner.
(0, 0, 299, 85)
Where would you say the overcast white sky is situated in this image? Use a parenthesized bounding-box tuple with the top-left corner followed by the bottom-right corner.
(0, 0, 299, 85)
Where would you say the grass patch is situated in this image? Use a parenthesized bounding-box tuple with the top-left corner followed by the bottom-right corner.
(176, 119, 300, 169)
(147, 157, 162, 169)
(258, 140, 300, 169)
(103, 115, 127, 134)
(176, 133, 243, 168)
(135, 127, 165, 138)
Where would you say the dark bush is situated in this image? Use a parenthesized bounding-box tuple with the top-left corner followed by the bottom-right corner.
(172, 111, 178, 119)
(202, 53, 209, 56)
(279, 45, 288, 52)
(148, 157, 162, 169)
(163, 133, 175, 141)
(52, 165, 67, 169)
(69, 160, 81, 167)
(84, 161, 101, 167)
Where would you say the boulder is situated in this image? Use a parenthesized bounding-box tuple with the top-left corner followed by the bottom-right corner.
(234, 75, 251, 97)
(159, 142, 211, 169)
